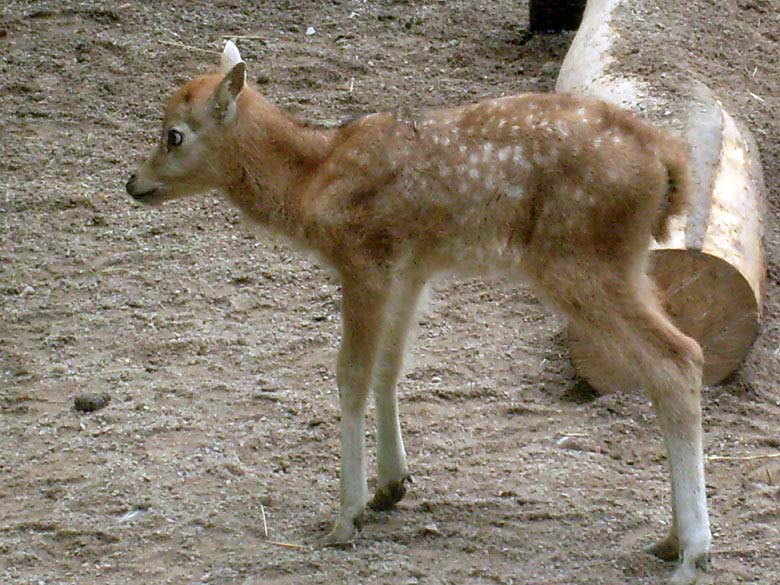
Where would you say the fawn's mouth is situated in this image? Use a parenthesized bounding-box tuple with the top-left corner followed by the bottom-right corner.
(126, 175, 165, 206)
(130, 189, 161, 204)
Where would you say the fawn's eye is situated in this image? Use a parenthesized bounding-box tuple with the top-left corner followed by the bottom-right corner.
(167, 128, 183, 148)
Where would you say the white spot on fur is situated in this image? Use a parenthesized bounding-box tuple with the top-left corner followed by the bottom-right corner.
(555, 121, 570, 137)
(498, 146, 511, 162)
(533, 147, 558, 166)
(506, 185, 525, 199)
(512, 145, 526, 167)
(468, 167, 480, 180)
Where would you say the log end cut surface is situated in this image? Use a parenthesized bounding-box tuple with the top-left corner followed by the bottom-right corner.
(570, 249, 760, 393)
(652, 249, 760, 385)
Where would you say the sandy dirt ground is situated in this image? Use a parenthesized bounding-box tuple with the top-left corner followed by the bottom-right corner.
(1, 1, 778, 584)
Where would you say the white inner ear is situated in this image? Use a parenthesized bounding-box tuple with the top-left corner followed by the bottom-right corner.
(221, 40, 243, 74)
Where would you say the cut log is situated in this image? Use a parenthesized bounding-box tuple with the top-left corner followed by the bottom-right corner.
(558, 1, 767, 392)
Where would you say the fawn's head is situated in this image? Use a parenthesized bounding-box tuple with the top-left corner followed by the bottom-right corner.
(125, 41, 247, 205)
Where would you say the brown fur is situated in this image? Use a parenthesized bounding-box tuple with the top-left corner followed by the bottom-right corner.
(126, 55, 710, 582)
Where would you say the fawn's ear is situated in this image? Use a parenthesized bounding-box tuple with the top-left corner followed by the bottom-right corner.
(212, 61, 246, 124)
(220, 40, 243, 74)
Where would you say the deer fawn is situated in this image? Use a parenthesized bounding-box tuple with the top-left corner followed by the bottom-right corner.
(126, 42, 710, 584)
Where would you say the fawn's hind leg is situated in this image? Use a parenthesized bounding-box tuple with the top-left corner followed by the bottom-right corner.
(530, 259, 711, 585)
(370, 274, 425, 511)
(634, 303, 711, 585)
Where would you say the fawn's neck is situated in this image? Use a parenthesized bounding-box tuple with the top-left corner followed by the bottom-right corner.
(223, 88, 337, 239)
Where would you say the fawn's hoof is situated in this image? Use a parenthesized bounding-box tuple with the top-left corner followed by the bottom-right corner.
(646, 532, 680, 562)
(369, 476, 411, 511)
(320, 514, 362, 546)
(320, 525, 356, 547)
(668, 550, 710, 585)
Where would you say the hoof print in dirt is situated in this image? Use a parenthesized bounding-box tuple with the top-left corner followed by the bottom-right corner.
(74, 392, 111, 413)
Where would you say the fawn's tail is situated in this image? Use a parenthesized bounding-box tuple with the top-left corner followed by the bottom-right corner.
(653, 136, 693, 242)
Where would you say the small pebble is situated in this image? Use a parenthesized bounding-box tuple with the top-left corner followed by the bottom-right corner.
(305, 26, 316, 36)
(556, 435, 587, 451)
(253, 388, 285, 402)
(420, 522, 441, 536)
(74, 392, 111, 413)
(119, 508, 148, 523)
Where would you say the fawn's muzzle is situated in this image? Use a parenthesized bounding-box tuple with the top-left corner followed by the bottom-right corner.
(125, 174, 141, 196)
(125, 174, 159, 203)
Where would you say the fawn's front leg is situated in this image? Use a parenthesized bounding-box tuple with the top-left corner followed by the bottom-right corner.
(370, 276, 425, 511)
(323, 278, 389, 545)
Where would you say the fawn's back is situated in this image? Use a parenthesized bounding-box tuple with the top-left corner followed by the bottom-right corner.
(310, 92, 687, 276)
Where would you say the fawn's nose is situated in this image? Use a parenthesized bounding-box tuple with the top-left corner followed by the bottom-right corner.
(125, 174, 136, 196)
